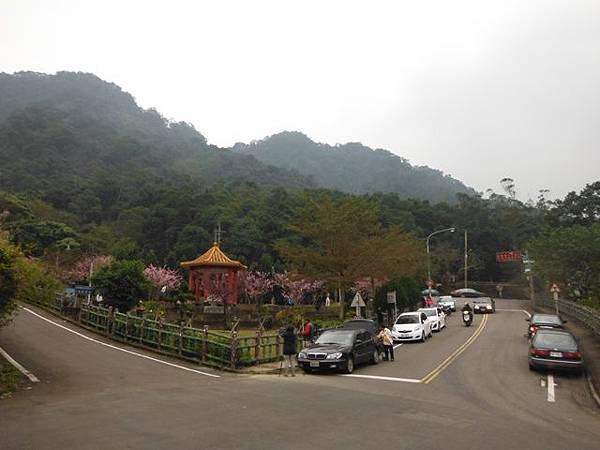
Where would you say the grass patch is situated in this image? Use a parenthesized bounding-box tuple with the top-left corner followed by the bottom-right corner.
(0, 359, 22, 395)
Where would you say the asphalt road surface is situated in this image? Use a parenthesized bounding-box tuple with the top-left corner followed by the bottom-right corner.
(1, 300, 598, 450)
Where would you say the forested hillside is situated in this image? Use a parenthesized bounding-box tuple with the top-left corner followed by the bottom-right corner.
(0, 71, 313, 197)
(233, 131, 476, 203)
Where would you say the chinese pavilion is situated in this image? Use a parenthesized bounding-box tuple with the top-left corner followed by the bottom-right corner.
(180, 242, 246, 305)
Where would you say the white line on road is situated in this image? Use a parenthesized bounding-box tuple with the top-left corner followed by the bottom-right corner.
(341, 374, 421, 383)
(21, 306, 220, 379)
(496, 309, 531, 318)
(547, 374, 556, 402)
(393, 343, 403, 349)
(0, 345, 40, 382)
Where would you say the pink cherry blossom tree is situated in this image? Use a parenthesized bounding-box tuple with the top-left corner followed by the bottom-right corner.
(242, 271, 274, 304)
(143, 265, 183, 299)
(68, 255, 113, 283)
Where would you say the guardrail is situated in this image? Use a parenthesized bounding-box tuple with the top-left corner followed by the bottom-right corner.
(26, 295, 305, 370)
(536, 296, 600, 337)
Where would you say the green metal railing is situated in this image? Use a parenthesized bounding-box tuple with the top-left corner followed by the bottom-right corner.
(26, 295, 295, 370)
(536, 296, 600, 337)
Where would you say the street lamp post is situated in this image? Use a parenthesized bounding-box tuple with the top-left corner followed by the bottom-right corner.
(426, 227, 456, 289)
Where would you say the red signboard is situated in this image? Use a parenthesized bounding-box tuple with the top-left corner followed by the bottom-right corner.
(496, 251, 523, 263)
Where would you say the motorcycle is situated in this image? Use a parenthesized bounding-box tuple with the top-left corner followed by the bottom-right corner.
(462, 310, 473, 327)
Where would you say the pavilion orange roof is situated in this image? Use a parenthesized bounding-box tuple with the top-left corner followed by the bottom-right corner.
(180, 243, 246, 269)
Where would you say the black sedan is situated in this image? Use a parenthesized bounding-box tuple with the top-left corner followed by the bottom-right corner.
(526, 314, 566, 338)
(473, 297, 496, 314)
(297, 329, 379, 374)
(528, 329, 584, 374)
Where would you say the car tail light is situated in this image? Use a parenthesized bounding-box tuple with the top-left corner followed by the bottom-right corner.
(562, 351, 582, 360)
(529, 347, 550, 357)
(529, 325, 538, 334)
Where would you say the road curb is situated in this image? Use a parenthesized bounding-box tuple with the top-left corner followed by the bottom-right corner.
(586, 370, 600, 409)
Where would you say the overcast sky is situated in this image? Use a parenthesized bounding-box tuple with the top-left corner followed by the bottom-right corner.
(2, 0, 599, 199)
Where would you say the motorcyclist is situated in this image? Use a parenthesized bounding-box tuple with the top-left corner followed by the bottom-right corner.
(461, 302, 473, 322)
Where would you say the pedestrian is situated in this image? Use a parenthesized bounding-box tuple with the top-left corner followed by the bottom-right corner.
(325, 293, 331, 307)
(301, 319, 314, 343)
(280, 326, 297, 377)
(496, 284, 503, 298)
(377, 325, 395, 361)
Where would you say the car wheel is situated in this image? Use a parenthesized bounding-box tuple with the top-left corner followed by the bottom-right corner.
(371, 350, 380, 365)
(420, 332, 425, 343)
(345, 355, 355, 374)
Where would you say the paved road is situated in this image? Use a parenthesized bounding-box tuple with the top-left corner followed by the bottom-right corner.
(1, 300, 598, 450)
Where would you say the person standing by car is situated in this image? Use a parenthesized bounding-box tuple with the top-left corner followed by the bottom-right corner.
(378, 325, 395, 361)
(280, 326, 298, 377)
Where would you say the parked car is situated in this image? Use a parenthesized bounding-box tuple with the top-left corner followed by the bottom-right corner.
(417, 307, 446, 331)
(339, 318, 384, 356)
(451, 288, 487, 298)
(526, 314, 566, 338)
(472, 297, 496, 313)
(528, 329, 584, 374)
(438, 296, 456, 312)
(297, 329, 379, 374)
(392, 312, 432, 342)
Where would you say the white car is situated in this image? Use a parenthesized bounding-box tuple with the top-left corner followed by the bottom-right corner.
(392, 312, 432, 342)
(438, 295, 456, 312)
(417, 307, 446, 332)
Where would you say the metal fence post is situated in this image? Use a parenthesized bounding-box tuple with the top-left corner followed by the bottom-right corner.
(178, 324, 184, 356)
(230, 331, 238, 370)
(202, 326, 208, 363)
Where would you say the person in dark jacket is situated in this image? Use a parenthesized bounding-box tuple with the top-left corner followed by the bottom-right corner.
(280, 326, 298, 377)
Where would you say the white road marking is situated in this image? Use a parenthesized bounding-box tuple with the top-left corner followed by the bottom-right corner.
(393, 343, 403, 349)
(547, 374, 556, 402)
(21, 306, 220, 379)
(341, 374, 421, 383)
(0, 345, 40, 382)
(496, 309, 531, 318)
(541, 378, 546, 388)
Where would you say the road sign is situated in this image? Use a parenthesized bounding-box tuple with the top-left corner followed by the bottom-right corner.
(386, 291, 397, 304)
(350, 292, 366, 308)
(550, 284, 560, 293)
(496, 251, 523, 263)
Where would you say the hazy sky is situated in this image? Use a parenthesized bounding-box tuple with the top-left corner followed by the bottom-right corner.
(2, 0, 599, 199)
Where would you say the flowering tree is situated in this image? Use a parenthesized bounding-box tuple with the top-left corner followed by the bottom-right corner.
(242, 271, 273, 304)
(68, 255, 113, 283)
(143, 265, 183, 299)
(274, 272, 324, 304)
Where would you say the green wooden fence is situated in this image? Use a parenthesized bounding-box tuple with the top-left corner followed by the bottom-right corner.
(26, 295, 301, 370)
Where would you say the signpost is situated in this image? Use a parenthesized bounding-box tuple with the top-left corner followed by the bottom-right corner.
(386, 291, 397, 322)
(351, 292, 366, 318)
(550, 284, 560, 316)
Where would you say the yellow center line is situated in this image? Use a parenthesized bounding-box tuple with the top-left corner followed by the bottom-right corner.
(421, 314, 489, 384)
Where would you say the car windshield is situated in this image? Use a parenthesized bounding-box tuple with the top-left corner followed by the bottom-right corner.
(396, 315, 419, 324)
(420, 309, 437, 317)
(532, 315, 562, 326)
(315, 330, 354, 346)
(533, 332, 577, 351)
(474, 299, 490, 304)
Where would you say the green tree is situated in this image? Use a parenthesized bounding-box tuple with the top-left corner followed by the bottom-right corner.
(92, 260, 150, 311)
(276, 194, 423, 318)
(0, 238, 18, 325)
(528, 224, 600, 305)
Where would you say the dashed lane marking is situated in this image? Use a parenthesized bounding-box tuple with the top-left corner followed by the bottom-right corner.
(547, 374, 556, 402)
(0, 345, 40, 382)
(21, 306, 220, 379)
(420, 314, 489, 384)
